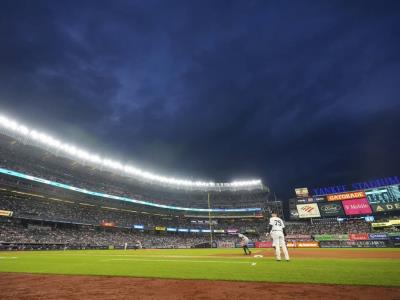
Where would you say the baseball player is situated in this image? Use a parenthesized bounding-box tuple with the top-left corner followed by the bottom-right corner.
(267, 212, 290, 261)
(238, 233, 252, 255)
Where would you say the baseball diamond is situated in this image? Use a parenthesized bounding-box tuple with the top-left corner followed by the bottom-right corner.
(1, 1, 400, 299)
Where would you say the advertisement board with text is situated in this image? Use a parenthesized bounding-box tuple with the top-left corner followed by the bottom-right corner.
(255, 241, 273, 248)
(318, 202, 345, 217)
(327, 191, 366, 201)
(349, 233, 369, 240)
(368, 233, 388, 240)
(342, 198, 372, 215)
(371, 201, 400, 213)
(313, 234, 349, 241)
(296, 203, 321, 218)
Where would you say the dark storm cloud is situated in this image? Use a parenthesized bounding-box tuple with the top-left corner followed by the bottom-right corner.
(0, 0, 399, 197)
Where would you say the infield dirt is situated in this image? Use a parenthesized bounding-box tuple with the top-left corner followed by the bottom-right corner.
(1, 273, 399, 300)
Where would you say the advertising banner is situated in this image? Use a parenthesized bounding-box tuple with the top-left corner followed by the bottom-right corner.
(286, 234, 312, 239)
(313, 196, 326, 202)
(371, 201, 400, 213)
(365, 184, 400, 204)
(213, 229, 225, 233)
(218, 241, 235, 248)
(318, 202, 345, 217)
(155, 226, 166, 231)
(255, 241, 273, 248)
(327, 191, 366, 202)
(313, 235, 334, 241)
(0, 210, 13, 217)
(297, 197, 325, 203)
(342, 198, 372, 215)
(349, 233, 369, 240)
(286, 241, 319, 248)
(297, 242, 319, 248)
(314, 234, 349, 241)
(227, 229, 239, 233)
(371, 222, 389, 228)
(100, 221, 116, 227)
(133, 225, 144, 229)
(320, 240, 388, 248)
(296, 203, 321, 218)
(166, 227, 177, 232)
(388, 232, 400, 237)
(295, 187, 309, 198)
(368, 233, 388, 240)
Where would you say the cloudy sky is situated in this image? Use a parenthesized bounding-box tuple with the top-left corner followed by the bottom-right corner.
(0, 0, 399, 198)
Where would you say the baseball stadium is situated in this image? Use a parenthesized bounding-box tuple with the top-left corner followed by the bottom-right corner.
(0, 115, 399, 299)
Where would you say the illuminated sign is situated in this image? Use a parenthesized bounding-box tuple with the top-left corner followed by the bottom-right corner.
(155, 226, 166, 231)
(296, 203, 321, 218)
(295, 187, 309, 198)
(372, 220, 400, 227)
(166, 227, 177, 232)
(365, 185, 400, 204)
(0, 210, 13, 217)
(370, 201, 400, 213)
(327, 191, 366, 201)
(178, 228, 189, 232)
(190, 229, 200, 233)
(342, 198, 372, 215)
(213, 229, 225, 233)
(318, 202, 345, 217)
(100, 221, 116, 227)
(201, 229, 211, 233)
(0, 167, 261, 213)
(312, 176, 400, 196)
(133, 225, 144, 229)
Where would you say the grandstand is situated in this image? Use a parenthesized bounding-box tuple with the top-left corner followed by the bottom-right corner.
(0, 115, 399, 250)
(0, 115, 279, 250)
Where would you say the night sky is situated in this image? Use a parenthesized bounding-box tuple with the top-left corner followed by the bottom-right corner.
(1, 1, 399, 199)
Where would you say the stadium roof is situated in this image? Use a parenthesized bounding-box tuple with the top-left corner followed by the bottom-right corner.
(0, 114, 264, 191)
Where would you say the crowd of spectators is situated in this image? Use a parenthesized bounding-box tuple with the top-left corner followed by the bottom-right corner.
(0, 134, 268, 209)
(0, 194, 265, 232)
(0, 220, 238, 249)
(285, 219, 372, 235)
(0, 192, 385, 249)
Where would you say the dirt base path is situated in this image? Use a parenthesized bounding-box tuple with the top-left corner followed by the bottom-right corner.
(1, 273, 399, 300)
(221, 248, 400, 259)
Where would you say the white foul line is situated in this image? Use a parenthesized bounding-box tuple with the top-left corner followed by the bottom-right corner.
(102, 258, 252, 264)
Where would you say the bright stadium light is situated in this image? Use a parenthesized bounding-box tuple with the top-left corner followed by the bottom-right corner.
(0, 113, 264, 190)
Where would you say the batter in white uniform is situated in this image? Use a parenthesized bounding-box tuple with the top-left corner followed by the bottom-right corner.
(267, 213, 290, 261)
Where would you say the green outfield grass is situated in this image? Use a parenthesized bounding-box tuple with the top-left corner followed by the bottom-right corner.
(0, 248, 399, 286)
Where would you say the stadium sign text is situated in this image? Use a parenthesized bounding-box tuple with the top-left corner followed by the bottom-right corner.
(312, 176, 400, 196)
(327, 191, 366, 201)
